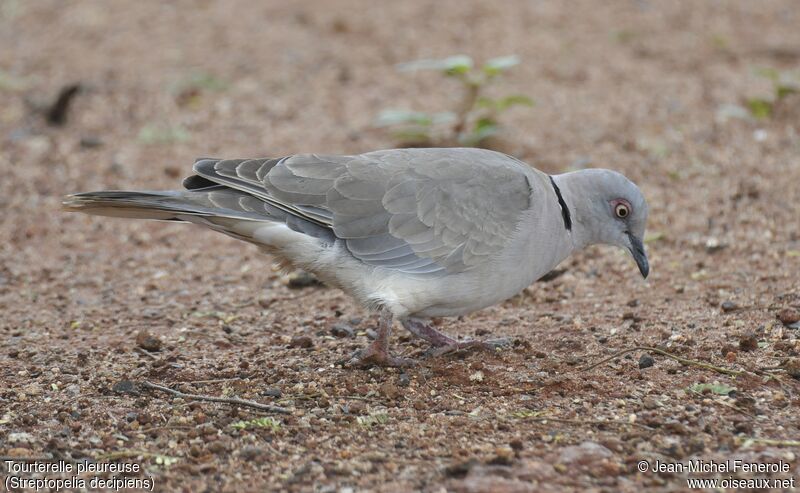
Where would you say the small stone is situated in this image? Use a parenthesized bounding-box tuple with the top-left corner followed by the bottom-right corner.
(239, 446, 265, 461)
(6, 447, 33, 458)
(206, 441, 227, 454)
(379, 382, 400, 399)
(721, 301, 739, 313)
(782, 358, 800, 379)
(289, 335, 314, 349)
(488, 446, 515, 465)
(330, 323, 354, 338)
(262, 388, 282, 398)
(284, 270, 322, 289)
(365, 329, 378, 340)
(738, 333, 758, 352)
(79, 136, 103, 148)
(112, 380, 137, 394)
(638, 353, 655, 369)
(777, 308, 800, 326)
(136, 329, 163, 352)
(8, 432, 35, 444)
(398, 373, 411, 387)
(705, 237, 727, 253)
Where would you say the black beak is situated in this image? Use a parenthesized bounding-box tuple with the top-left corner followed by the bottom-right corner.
(627, 232, 649, 279)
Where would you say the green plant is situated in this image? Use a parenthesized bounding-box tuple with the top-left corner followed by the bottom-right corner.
(746, 68, 799, 119)
(375, 55, 534, 147)
(230, 416, 281, 431)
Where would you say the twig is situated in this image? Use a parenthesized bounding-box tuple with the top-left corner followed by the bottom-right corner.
(582, 346, 743, 376)
(516, 415, 653, 430)
(135, 347, 158, 359)
(742, 438, 800, 447)
(141, 381, 290, 414)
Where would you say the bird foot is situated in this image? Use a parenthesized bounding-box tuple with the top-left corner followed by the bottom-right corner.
(425, 337, 512, 358)
(342, 345, 417, 368)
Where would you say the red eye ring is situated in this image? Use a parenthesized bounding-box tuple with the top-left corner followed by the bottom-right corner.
(611, 199, 632, 219)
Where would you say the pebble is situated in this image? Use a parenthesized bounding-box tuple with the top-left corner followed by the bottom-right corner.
(398, 373, 411, 387)
(112, 380, 137, 394)
(262, 388, 282, 398)
(284, 270, 322, 289)
(638, 353, 655, 369)
(239, 446, 265, 461)
(777, 308, 800, 326)
(330, 323, 355, 338)
(290, 335, 314, 349)
(135, 329, 163, 352)
(720, 301, 739, 313)
(738, 333, 758, 352)
(206, 441, 227, 454)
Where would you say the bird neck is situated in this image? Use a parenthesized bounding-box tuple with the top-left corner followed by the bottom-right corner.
(550, 171, 602, 251)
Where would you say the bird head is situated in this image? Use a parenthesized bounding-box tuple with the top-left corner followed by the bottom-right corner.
(560, 169, 649, 278)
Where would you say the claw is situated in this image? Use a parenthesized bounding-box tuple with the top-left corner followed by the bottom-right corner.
(425, 337, 512, 358)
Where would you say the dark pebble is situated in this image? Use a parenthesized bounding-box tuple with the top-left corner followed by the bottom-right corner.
(239, 446, 265, 461)
(286, 271, 322, 289)
(365, 329, 378, 340)
(638, 353, 655, 369)
(398, 373, 411, 387)
(738, 333, 758, 352)
(290, 335, 314, 349)
(330, 323, 354, 338)
(112, 380, 136, 394)
(721, 301, 739, 313)
(777, 308, 800, 326)
(263, 388, 282, 398)
(135, 329, 162, 352)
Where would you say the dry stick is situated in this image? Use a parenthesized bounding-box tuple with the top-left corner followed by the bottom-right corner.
(141, 381, 291, 414)
(744, 438, 800, 447)
(582, 346, 743, 377)
(521, 416, 653, 431)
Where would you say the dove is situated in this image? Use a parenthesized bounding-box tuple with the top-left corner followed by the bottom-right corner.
(63, 148, 649, 367)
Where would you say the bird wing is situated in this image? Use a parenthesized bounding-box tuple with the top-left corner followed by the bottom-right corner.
(191, 148, 533, 275)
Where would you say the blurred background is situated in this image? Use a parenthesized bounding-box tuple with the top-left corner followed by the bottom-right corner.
(1, 1, 799, 491)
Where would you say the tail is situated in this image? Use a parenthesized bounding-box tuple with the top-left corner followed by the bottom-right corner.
(62, 189, 335, 246)
(62, 190, 211, 221)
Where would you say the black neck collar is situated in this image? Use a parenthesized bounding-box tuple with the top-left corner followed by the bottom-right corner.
(549, 176, 572, 231)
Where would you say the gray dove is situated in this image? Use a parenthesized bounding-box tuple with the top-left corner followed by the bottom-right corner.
(64, 148, 649, 367)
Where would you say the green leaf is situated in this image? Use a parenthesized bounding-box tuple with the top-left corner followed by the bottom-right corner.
(496, 94, 535, 111)
(460, 118, 499, 146)
(483, 55, 521, 76)
(356, 413, 389, 427)
(391, 129, 433, 144)
(396, 55, 473, 75)
(755, 67, 780, 82)
(137, 124, 190, 145)
(776, 85, 798, 100)
(374, 109, 433, 127)
(746, 98, 773, 119)
(230, 417, 281, 431)
(0, 70, 29, 92)
(688, 383, 736, 396)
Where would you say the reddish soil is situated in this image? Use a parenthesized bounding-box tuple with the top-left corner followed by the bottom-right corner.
(1, 1, 799, 491)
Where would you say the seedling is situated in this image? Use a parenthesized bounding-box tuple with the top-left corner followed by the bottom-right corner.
(746, 68, 799, 119)
(376, 55, 534, 147)
(230, 416, 282, 431)
(356, 412, 389, 427)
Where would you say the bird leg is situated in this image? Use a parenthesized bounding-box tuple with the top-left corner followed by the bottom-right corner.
(402, 318, 511, 357)
(344, 309, 416, 368)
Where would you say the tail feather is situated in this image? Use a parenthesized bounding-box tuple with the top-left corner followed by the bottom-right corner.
(62, 190, 268, 221)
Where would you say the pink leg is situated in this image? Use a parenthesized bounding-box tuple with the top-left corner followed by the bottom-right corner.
(401, 318, 511, 356)
(344, 310, 416, 368)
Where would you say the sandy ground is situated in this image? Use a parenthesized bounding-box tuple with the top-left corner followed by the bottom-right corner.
(1, 0, 800, 491)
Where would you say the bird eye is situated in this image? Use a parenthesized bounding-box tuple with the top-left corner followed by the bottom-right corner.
(615, 203, 630, 218)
